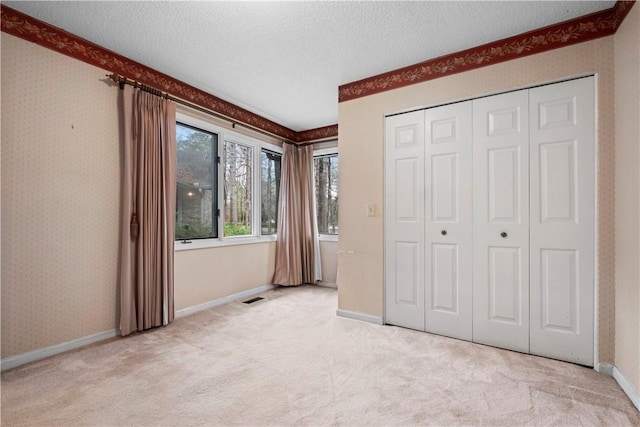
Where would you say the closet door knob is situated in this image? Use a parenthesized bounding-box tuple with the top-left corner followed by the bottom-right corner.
(441, 230, 447, 236)
(500, 232, 508, 238)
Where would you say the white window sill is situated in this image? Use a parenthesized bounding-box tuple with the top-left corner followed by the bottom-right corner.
(175, 234, 336, 251)
(175, 234, 277, 252)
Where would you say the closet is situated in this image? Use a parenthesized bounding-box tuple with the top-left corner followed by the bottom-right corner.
(384, 76, 595, 366)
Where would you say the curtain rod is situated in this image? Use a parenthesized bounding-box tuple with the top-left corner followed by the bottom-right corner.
(106, 73, 297, 145)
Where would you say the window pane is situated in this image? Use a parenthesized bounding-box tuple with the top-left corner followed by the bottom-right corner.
(261, 150, 281, 235)
(176, 123, 217, 240)
(314, 154, 339, 235)
(224, 141, 253, 236)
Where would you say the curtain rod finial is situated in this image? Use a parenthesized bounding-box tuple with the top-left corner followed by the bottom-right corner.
(106, 73, 125, 89)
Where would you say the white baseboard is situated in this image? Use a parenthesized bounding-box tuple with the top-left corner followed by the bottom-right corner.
(596, 362, 614, 376)
(336, 308, 383, 325)
(613, 366, 640, 412)
(1, 329, 118, 372)
(175, 284, 274, 319)
(1, 285, 274, 372)
(316, 282, 337, 289)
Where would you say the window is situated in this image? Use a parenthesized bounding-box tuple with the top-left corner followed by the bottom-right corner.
(314, 153, 339, 234)
(261, 150, 281, 235)
(175, 123, 218, 240)
(223, 140, 253, 237)
(175, 113, 282, 245)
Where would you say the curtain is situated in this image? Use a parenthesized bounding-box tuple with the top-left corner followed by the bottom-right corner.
(273, 144, 322, 286)
(119, 85, 177, 336)
(298, 145, 322, 283)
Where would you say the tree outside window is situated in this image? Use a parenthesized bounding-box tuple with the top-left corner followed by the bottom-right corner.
(314, 154, 339, 235)
(224, 141, 253, 236)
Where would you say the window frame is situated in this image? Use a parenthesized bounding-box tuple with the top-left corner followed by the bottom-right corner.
(175, 111, 282, 251)
(313, 147, 339, 240)
(175, 121, 219, 241)
(222, 136, 257, 239)
(260, 148, 282, 236)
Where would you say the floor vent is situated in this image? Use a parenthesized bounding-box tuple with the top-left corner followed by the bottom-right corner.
(243, 297, 264, 304)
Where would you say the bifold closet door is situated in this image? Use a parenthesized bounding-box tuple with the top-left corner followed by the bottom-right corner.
(384, 111, 425, 331)
(529, 77, 595, 366)
(384, 78, 596, 365)
(424, 101, 473, 341)
(472, 89, 530, 353)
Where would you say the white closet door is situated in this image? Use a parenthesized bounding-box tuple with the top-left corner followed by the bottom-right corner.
(384, 111, 425, 330)
(424, 101, 473, 340)
(473, 90, 530, 353)
(529, 77, 595, 366)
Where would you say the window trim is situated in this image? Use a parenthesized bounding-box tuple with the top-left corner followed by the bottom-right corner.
(260, 148, 282, 236)
(176, 121, 219, 240)
(318, 234, 338, 242)
(314, 147, 338, 157)
(175, 112, 282, 250)
(313, 147, 339, 236)
(223, 136, 258, 238)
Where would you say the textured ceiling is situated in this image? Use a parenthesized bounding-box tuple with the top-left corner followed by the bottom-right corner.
(4, 1, 615, 132)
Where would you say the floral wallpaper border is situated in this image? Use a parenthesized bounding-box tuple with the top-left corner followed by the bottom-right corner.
(339, 1, 635, 103)
(2, 2, 635, 140)
(0, 5, 303, 142)
(296, 125, 339, 143)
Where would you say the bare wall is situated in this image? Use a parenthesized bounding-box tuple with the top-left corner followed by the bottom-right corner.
(337, 36, 616, 363)
(614, 5, 640, 394)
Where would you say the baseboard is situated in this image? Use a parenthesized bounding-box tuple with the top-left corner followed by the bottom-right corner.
(613, 366, 640, 412)
(1, 285, 275, 372)
(175, 284, 274, 319)
(596, 362, 614, 376)
(316, 282, 337, 289)
(1, 329, 118, 372)
(336, 308, 383, 325)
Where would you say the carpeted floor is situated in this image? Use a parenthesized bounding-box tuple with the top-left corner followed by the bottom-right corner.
(1, 285, 638, 426)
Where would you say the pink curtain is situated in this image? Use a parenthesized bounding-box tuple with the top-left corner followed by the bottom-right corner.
(119, 85, 177, 336)
(273, 144, 322, 286)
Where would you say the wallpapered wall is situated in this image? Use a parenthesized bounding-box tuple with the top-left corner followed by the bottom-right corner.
(174, 243, 276, 311)
(2, 33, 121, 358)
(1, 33, 340, 359)
(614, 5, 640, 394)
(319, 241, 338, 285)
(337, 36, 618, 365)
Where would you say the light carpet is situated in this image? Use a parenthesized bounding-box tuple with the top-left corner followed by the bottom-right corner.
(1, 285, 638, 426)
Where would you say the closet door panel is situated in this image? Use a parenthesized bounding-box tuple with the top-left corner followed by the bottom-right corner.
(473, 90, 530, 353)
(385, 111, 426, 331)
(425, 101, 473, 341)
(489, 246, 523, 323)
(529, 77, 595, 366)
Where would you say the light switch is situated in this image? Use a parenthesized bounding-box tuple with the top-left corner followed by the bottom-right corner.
(367, 204, 375, 217)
